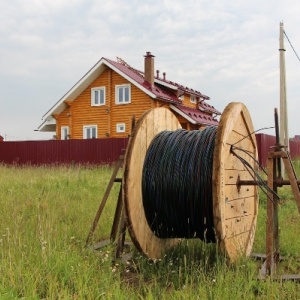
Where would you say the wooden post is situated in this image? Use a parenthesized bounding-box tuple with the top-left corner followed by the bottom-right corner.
(110, 188, 124, 243)
(265, 155, 276, 275)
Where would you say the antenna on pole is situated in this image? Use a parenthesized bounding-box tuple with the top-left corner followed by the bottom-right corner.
(279, 21, 289, 176)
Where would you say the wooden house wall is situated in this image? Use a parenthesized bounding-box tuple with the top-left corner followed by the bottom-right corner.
(56, 68, 155, 139)
(56, 108, 70, 139)
(181, 94, 197, 109)
(55, 67, 212, 140)
(68, 68, 111, 139)
(109, 71, 155, 136)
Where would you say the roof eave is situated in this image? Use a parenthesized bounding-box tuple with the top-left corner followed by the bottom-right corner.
(38, 115, 57, 131)
(169, 104, 197, 124)
(42, 57, 109, 120)
(42, 58, 159, 121)
(155, 78, 210, 99)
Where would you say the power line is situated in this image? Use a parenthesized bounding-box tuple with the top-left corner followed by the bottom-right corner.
(284, 30, 300, 62)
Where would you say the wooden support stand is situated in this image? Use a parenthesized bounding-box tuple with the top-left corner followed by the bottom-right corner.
(86, 117, 136, 261)
(85, 150, 129, 259)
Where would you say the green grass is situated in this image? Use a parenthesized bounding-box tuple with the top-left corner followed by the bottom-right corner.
(1, 164, 300, 299)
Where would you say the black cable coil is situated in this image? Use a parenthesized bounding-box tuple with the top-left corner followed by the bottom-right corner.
(142, 126, 217, 242)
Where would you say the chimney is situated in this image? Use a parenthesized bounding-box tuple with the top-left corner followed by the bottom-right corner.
(156, 70, 160, 78)
(144, 51, 155, 86)
(163, 72, 166, 80)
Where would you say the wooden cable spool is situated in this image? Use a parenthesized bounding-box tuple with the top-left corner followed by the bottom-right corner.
(122, 102, 258, 261)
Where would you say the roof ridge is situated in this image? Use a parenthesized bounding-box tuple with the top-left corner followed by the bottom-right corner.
(116, 57, 144, 78)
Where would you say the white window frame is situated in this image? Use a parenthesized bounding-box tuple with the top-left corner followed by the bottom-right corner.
(115, 84, 131, 104)
(83, 125, 97, 139)
(190, 95, 197, 104)
(116, 123, 126, 133)
(61, 126, 69, 140)
(91, 87, 106, 106)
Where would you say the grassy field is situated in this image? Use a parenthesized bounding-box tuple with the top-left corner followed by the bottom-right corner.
(1, 164, 300, 299)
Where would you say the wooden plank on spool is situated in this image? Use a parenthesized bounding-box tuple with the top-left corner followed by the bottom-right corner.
(224, 196, 257, 218)
(224, 185, 256, 201)
(224, 169, 254, 185)
(224, 215, 254, 236)
(213, 102, 259, 261)
(222, 141, 256, 174)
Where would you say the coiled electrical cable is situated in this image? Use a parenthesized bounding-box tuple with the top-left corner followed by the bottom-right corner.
(142, 126, 217, 242)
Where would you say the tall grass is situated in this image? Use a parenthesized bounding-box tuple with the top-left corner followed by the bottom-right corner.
(0, 164, 300, 299)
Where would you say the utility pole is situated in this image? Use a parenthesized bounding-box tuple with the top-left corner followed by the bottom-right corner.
(279, 22, 289, 176)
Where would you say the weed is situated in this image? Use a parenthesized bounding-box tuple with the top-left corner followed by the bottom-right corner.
(0, 164, 300, 299)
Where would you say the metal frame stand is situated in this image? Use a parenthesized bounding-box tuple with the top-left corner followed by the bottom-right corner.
(256, 150, 300, 280)
(254, 109, 300, 280)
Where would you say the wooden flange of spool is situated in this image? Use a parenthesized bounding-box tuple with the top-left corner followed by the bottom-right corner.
(212, 102, 258, 261)
(123, 102, 258, 261)
(123, 108, 182, 259)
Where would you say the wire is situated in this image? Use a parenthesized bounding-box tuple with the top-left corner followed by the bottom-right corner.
(284, 30, 300, 62)
(231, 126, 274, 146)
(142, 127, 217, 242)
(230, 146, 280, 203)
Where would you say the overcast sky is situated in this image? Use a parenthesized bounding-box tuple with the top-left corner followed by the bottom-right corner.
(1, 0, 299, 140)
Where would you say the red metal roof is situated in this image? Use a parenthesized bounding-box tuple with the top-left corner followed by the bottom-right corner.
(198, 101, 221, 115)
(156, 78, 210, 100)
(105, 58, 220, 126)
(105, 58, 181, 104)
(171, 105, 219, 126)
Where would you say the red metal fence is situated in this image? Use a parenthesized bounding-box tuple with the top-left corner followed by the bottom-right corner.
(0, 135, 300, 167)
(0, 138, 128, 165)
(256, 134, 300, 167)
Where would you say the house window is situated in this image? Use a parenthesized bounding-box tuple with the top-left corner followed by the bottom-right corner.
(83, 125, 97, 139)
(178, 93, 184, 101)
(116, 123, 126, 133)
(115, 84, 131, 104)
(61, 126, 69, 140)
(91, 87, 106, 106)
(190, 96, 197, 104)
